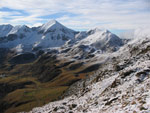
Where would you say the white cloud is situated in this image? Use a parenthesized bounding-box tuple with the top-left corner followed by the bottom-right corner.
(0, 0, 150, 30)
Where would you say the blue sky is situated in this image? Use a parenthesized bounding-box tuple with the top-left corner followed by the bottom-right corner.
(0, 0, 150, 34)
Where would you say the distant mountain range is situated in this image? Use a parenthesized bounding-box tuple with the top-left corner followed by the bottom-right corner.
(0, 20, 123, 53)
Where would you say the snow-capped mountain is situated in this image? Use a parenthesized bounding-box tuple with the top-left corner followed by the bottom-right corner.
(0, 20, 123, 54)
(0, 20, 77, 52)
(39, 20, 75, 35)
(76, 28, 123, 51)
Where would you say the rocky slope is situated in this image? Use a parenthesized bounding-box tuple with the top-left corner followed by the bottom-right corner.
(27, 34, 150, 113)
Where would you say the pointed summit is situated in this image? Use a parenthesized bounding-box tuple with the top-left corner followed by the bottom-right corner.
(43, 19, 60, 28)
(46, 19, 59, 25)
(40, 20, 65, 33)
(39, 19, 75, 34)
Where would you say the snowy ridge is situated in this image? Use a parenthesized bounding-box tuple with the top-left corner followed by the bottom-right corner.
(8, 25, 30, 35)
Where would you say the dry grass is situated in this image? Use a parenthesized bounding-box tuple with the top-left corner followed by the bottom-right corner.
(4, 86, 68, 113)
(0, 53, 99, 113)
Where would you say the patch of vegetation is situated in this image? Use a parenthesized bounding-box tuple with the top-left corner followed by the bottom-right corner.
(77, 64, 100, 74)
(69, 62, 84, 70)
(0, 74, 68, 113)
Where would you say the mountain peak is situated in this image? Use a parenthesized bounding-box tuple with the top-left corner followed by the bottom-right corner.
(40, 20, 63, 32)
(87, 28, 110, 35)
(47, 19, 58, 24)
(87, 28, 101, 33)
(39, 20, 75, 35)
(44, 19, 60, 27)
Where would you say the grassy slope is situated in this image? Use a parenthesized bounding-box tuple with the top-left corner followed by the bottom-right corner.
(0, 53, 98, 113)
(0, 72, 68, 113)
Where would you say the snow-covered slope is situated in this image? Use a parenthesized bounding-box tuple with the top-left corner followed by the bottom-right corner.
(27, 35, 150, 113)
(0, 24, 13, 37)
